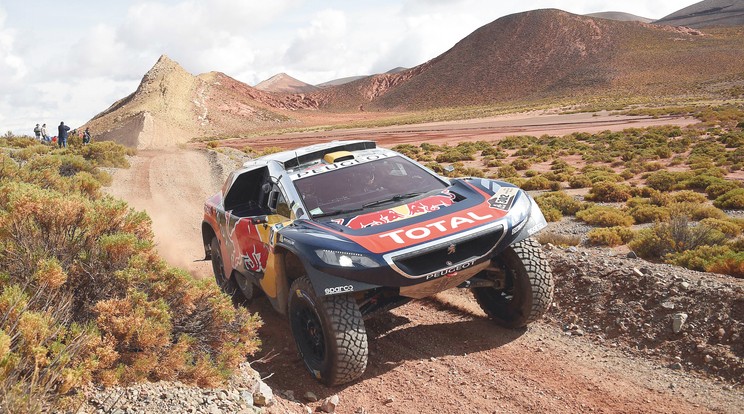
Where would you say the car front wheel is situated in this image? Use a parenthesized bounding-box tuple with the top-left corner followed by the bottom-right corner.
(473, 238, 553, 328)
(288, 276, 368, 386)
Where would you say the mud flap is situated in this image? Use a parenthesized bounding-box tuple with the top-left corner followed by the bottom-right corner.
(305, 266, 381, 297)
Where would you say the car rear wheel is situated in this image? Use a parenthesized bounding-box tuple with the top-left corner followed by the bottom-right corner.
(473, 238, 553, 328)
(288, 276, 368, 386)
(210, 237, 248, 306)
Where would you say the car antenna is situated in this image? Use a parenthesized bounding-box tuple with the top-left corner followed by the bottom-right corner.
(294, 151, 300, 167)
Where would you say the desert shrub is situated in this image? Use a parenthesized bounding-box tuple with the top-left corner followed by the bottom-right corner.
(391, 144, 419, 158)
(521, 176, 551, 191)
(420, 142, 445, 152)
(620, 169, 635, 180)
(669, 202, 727, 220)
(499, 176, 526, 187)
(585, 182, 632, 202)
(670, 190, 708, 204)
(714, 188, 744, 209)
(76, 141, 133, 168)
(497, 165, 519, 178)
(0, 141, 263, 410)
(587, 226, 634, 247)
(480, 147, 506, 158)
(629, 215, 726, 260)
(524, 169, 539, 177)
(576, 206, 634, 227)
(628, 202, 671, 224)
(568, 175, 592, 189)
(583, 167, 623, 184)
(705, 251, 744, 278)
(206, 141, 219, 149)
(259, 146, 283, 156)
(436, 149, 474, 163)
(645, 170, 688, 191)
(666, 245, 735, 273)
(510, 158, 531, 170)
(498, 135, 534, 149)
(699, 218, 742, 238)
(705, 179, 741, 199)
(535, 191, 583, 217)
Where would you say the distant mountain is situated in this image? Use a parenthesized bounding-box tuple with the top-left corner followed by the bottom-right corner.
(316, 75, 367, 88)
(316, 67, 410, 88)
(385, 67, 409, 74)
(255, 73, 319, 94)
(585, 11, 652, 23)
(311, 9, 744, 110)
(83, 55, 318, 148)
(654, 0, 744, 28)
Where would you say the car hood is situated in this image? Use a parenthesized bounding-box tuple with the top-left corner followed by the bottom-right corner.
(303, 179, 528, 254)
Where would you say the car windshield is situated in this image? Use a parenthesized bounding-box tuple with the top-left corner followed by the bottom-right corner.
(294, 156, 447, 217)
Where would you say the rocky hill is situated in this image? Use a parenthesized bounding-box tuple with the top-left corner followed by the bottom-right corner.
(654, 0, 744, 28)
(255, 72, 319, 94)
(312, 9, 744, 110)
(586, 11, 652, 23)
(83, 55, 319, 149)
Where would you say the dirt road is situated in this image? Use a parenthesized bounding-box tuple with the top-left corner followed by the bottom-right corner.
(106, 112, 742, 413)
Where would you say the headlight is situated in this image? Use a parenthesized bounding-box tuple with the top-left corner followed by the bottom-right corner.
(315, 250, 379, 268)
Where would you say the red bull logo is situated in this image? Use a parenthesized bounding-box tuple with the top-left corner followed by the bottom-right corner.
(343, 194, 454, 229)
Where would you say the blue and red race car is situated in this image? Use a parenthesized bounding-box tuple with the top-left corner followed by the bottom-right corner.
(202, 140, 553, 385)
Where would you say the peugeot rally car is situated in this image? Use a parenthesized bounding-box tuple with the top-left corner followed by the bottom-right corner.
(202, 140, 553, 385)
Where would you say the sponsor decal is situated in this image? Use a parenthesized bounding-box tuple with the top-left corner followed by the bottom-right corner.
(379, 211, 494, 245)
(488, 187, 518, 211)
(424, 259, 475, 280)
(511, 218, 527, 235)
(343, 194, 454, 229)
(290, 154, 391, 180)
(324, 285, 354, 295)
(447, 244, 456, 255)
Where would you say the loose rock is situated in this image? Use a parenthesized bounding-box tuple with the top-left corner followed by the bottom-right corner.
(320, 394, 340, 413)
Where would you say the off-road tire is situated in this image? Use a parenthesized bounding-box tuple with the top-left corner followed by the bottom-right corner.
(288, 276, 368, 386)
(210, 237, 248, 306)
(473, 238, 553, 328)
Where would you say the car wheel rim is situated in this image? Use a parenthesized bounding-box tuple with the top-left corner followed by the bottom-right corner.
(292, 297, 325, 365)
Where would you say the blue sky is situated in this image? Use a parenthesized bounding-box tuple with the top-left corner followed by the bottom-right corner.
(0, 0, 698, 135)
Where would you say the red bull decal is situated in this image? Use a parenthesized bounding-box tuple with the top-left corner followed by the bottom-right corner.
(343, 194, 454, 229)
(228, 216, 270, 273)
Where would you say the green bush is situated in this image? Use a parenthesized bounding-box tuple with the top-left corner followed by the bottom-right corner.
(587, 226, 634, 247)
(568, 175, 592, 189)
(436, 149, 474, 163)
(535, 191, 583, 217)
(667, 245, 734, 273)
(629, 215, 726, 260)
(714, 188, 744, 209)
(670, 190, 708, 204)
(576, 206, 634, 227)
(699, 218, 742, 237)
(497, 165, 519, 178)
(521, 176, 552, 191)
(585, 182, 632, 202)
(628, 202, 671, 224)
(510, 158, 531, 170)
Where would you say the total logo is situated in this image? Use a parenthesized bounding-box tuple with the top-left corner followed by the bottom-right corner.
(379, 211, 494, 244)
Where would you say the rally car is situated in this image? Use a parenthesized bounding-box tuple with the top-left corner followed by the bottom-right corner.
(202, 140, 553, 385)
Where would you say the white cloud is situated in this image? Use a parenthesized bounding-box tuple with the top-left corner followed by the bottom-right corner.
(0, 8, 26, 90)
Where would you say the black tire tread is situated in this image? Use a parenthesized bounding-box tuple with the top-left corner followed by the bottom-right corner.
(290, 277, 368, 385)
(475, 237, 553, 327)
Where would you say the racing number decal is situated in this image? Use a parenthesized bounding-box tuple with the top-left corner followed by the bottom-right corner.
(488, 187, 518, 211)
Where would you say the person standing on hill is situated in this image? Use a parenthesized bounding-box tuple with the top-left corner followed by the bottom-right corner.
(83, 127, 91, 144)
(33, 124, 41, 140)
(41, 123, 49, 142)
(58, 121, 70, 148)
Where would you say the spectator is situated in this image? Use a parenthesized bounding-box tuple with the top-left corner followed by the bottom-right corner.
(58, 121, 70, 148)
(33, 124, 41, 140)
(41, 123, 49, 142)
(83, 127, 91, 144)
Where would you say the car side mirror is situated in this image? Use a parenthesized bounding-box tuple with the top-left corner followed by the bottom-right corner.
(267, 190, 279, 211)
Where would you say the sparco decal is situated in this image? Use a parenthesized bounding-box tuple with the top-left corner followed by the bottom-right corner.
(424, 260, 476, 280)
(324, 285, 354, 295)
(379, 211, 493, 244)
